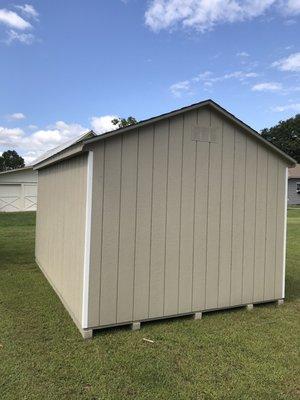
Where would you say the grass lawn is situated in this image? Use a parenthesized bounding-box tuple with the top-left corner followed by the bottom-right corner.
(0, 210, 299, 400)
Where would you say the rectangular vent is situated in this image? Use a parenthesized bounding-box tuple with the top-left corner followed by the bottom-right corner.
(191, 126, 210, 142)
(191, 125, 221, 143)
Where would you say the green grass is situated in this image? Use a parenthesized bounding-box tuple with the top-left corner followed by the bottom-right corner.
(0, 211, 299, 400)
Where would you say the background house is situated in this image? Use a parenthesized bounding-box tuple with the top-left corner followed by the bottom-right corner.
(0, 167, 38, 212)
(288, 164, 300, 205)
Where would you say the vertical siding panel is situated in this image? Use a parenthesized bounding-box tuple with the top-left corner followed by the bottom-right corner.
(88, 144, 104, 326)
(230, 131, 246, 306)
(133, 126, 154, 321)
(264, 155, 278, 300)
(218, 121, 234, 308)
(178, 110, 197, 313)
(242, 139, 257, 304)
(164, 115, 183, 316)
(36, 155, 87, 325)
(149, 121, 169, 318)
(205, 111, 222, 310)
(100, 137, 122, 325)
(192, 108, 210, 311)
(275, 163, 286, 299)
(117, 132, 138, 323)
(253, 147, 268, 302)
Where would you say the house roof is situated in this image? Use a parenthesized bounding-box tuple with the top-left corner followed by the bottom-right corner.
(0, 166, 33, 175)
(34, 100, 297, 170)
(32, 130, 96, 168)
(289, 164, 300, 179)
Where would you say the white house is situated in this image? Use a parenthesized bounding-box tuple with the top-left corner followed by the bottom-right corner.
(0, 166, 38, 212)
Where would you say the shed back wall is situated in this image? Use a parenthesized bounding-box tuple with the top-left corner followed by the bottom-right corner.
(87, 107, 287, 329)
(35, 155, 88, 327)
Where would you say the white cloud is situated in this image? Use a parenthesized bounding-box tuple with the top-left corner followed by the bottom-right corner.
(272, 103, 300, 112)
(5, 29, 35, 44)
(0, 113, 126, 164)
(170, 70, 259, 96)
(145, 0, 277, 32)
(90, 115, 119, 134)
(272, 52, 300, 72)
(170, 80, 191, 97)
(237, 51, 250, 57)
(7, 112, 26, 120)
(15, 4, 39, 20)
(252, 82, 282, 91)
(0, 113, 124, 164)
(0, 8, 31, 29)
(0, 127, 24, 146)
(145, 0, 300, 32)
(0, 5, 39, 45)
(280, 0, 300, 15)
(0, 121, 87, 164)
(198, 70, 258, 85)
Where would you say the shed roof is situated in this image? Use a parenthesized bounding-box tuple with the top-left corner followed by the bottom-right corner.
(34, 100, 297, 169)
(32, 130, 96, 168)
(288, 164, 300, 179)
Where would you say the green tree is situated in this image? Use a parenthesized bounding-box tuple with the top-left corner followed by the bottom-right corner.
(261, 114, 300, 162)
(111, 116, 138, 129)
(0, 150, 25, 172)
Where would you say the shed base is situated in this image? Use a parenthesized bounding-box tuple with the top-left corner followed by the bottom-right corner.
(131, 322, 141, 331)
(193, 312, 202, 320)
(80, 299, 284, 339)
(81, 329, 93, 340)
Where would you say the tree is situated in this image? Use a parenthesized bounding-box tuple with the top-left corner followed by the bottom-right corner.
(111, 116, 138, 129)
(261, 114, 300, 163)
(0, 150, 25, 172)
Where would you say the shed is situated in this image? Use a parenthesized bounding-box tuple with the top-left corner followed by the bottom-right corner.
(0, 166, 38, 212)
(288, 164, 300, 205)
(34, 100, 296, 338)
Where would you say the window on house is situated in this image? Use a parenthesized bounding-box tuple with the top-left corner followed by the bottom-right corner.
(297, 182, 300, 193)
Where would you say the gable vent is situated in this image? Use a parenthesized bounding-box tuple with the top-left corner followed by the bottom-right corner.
(191, 125, 221, 143)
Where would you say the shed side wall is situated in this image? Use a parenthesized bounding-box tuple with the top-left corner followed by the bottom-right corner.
(88, 108, 287, 328)
(35, 155, 87, 327)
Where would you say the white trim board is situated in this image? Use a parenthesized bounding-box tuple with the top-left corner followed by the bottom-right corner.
(282, 167, 288, 299)
(82, 151, 94, 329)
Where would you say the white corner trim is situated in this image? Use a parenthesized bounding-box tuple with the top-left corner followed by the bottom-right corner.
(282, 167, 288, 299)
(82, 151, 94, 329)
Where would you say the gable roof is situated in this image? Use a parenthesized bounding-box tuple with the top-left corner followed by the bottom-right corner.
(34, 100, 297, 170)
(32, 130, 96, 168)
(289, 164, 300, 179)
(83, 99, 296, 166)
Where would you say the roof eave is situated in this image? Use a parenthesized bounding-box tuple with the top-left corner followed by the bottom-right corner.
(0, 166, 33, 175)
(33, 143, 85, 170)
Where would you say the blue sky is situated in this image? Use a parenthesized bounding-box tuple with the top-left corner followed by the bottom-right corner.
(0, 0, 299, 163)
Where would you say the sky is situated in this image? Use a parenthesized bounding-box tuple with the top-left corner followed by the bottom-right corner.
(0, 0, 299, 164)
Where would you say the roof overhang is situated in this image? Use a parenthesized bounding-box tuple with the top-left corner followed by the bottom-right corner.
(33, 143, 85, 170)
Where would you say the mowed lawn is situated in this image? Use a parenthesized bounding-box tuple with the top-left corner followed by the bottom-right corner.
(0, 211, 299, 400)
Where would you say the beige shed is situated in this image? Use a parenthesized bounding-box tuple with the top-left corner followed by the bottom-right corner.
(34, 100, 296, 338)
